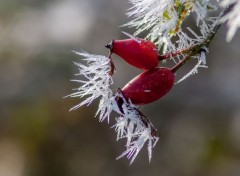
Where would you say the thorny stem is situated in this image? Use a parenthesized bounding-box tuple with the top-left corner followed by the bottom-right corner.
(171, 5, 234, 73)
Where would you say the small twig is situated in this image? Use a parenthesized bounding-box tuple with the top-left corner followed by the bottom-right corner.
(171, 5, 234, 73)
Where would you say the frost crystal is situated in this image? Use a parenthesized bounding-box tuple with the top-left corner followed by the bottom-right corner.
(66, 51, 114, 122)
(220, 0, 240, 41)
(121, 31, 142, 43)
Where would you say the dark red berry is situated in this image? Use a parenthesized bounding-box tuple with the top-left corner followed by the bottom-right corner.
(121, 67, 175, 105)
(106, 38, 159, 70)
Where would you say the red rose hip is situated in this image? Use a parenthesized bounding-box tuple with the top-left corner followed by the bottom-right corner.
(106, 38, 159, 70)
(121, 67, 175, 105)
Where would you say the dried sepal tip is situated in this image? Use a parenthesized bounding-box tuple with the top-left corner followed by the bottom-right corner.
(112, 91, 159, 164)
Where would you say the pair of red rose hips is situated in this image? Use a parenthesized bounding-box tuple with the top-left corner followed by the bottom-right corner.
(105, 37, 175, 105)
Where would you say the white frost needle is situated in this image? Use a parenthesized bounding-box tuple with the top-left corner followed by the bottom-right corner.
(66, 51, 114, 122)
(67, 52, 158, 164)
(121, 31, 142, 43)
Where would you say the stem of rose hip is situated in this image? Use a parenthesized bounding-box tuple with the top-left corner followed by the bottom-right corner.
(171, 5, 234, 73)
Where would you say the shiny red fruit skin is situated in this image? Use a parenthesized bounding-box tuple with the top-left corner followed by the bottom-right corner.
(112, 39, 159, 70)
(122, 67, 175, 105)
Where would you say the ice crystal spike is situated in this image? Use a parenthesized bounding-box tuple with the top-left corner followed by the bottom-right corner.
(176, 58, 208, 84)
(66, 51, 114, 122)
(66, 0, 240, 166)
(121, 31, 141, 43)
(220, 0, 240, 41)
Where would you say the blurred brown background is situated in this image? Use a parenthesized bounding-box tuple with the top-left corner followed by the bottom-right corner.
(0, 0, 240, 176)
